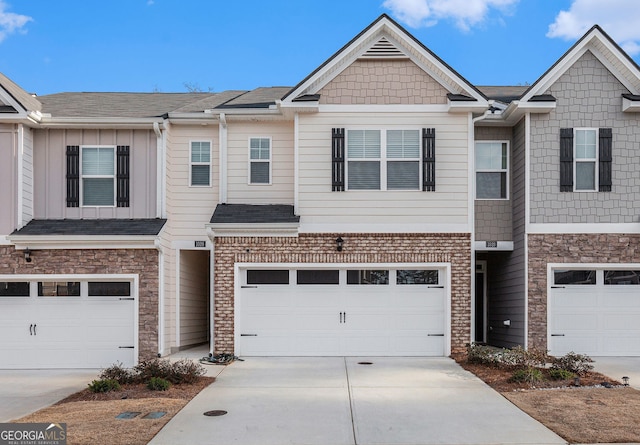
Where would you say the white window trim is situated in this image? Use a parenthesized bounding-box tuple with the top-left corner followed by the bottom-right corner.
(573, 128, 598, 192)
(80, 145, 116, 208)
(248, 137, 272, 186)
(189, 140, 213, 188)
(345, 128, 422, 191)
(475, 140, 509, 200)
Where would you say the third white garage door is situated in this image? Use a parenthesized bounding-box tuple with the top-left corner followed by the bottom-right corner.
(549, 268, 640, 356)
(236, 267, 448, 356)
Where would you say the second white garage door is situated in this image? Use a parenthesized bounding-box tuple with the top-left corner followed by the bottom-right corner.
(236, 267, 448, 356)
(549, 268, 640, 356)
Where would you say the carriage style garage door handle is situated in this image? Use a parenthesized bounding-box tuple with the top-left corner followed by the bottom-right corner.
(428, 333, 444, 336)
(339, 312, 347, 323)
(551, 334, 565, 337)
(29, 324, 37, 335)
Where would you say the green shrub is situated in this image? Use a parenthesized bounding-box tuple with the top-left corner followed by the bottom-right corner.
(132, 357, 206, 385)
(88, 379, 121, 393)
(549, 368, 576, 381)
(551, 352, 594, 375)
(99, 362, 135, 384)
(147, 377, 171, 391)
(509, 367, 545, 385)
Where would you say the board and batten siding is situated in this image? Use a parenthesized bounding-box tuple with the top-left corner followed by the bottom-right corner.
(165, 123, 219, 240)
(297, 112, 470, 232)
(225, 121, 294, 204)
(32, 129, 158, 219)
(0, 124, 17, 237)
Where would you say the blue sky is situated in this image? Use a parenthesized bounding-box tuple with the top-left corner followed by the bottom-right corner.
(1, 0, 640, 95)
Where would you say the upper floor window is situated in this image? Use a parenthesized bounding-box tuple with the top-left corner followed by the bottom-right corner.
(475, 141, 508, 199)
(190, 141, 211, 187)
(574, 129, 597, 191)
(346, 129, 420, 191)
(82, 146, 115, 206)
(249, 138, 271, 184)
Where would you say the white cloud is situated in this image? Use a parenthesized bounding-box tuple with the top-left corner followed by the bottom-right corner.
(547, 0, 640, 55)
(0, 1, 32, 43)
(382, 0, 518, 31)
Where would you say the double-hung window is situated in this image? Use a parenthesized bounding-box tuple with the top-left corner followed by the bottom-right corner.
(574, 129, 597, 191)
(346, 129, 420, 191)
(190, 141, 211, 187)
(475, 141, 508, 199)
(82, 146, 115, 206)
(249, 137, 271, 184)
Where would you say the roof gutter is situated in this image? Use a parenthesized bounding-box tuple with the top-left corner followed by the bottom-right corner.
(38, 117, 166, 129)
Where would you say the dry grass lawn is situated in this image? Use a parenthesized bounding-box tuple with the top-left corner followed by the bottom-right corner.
(504, 387, 640, 444)
(11, 377, 215, 445)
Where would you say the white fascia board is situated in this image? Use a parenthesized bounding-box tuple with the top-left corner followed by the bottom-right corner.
(206, 223, 300, 238)
(40, 117, 165, 129)
(318, 104, 450, 113)
(516, 101, 556, 113)
(622, 97, 640, 112)
(527, 223, 640, 234)
(277, 100, 319, 113)
(9, 235, 159, 250)
(447, 101, 489, 113)
(473, 241, 514, 251)
(298, 223, 471, 233)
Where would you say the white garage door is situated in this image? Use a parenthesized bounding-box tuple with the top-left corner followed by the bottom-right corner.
(237, 267, 447, 356)
(549, 268, 640, 356)
(0, 278, 137, 369)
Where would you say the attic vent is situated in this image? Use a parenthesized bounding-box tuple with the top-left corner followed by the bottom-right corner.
(361, 37, 407, 59)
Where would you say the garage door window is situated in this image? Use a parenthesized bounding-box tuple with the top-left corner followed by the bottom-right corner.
(297, 270, 339, 285)
(347, 270, 389, 285)
(554, 270, 596, 285)
(397, 270, 438, 285)
(88, 282, 131, 296)
(0, 282, 30, 297)
(604, 270, 640, 285)
(246, 270, 289, 285)
(38, 282, 81, 297)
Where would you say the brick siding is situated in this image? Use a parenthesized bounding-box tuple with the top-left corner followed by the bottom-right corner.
(214, 233, 471, 355)
(0, 246, 159, 360)
(528, 233, 640, 350)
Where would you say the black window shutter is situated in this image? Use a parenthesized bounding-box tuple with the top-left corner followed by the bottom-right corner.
(66, 145, 80, 207)
(332, 128, 345, 191)
(599, 128, 612, 192)
(559, 128, 574, 192)
(422, 128, 435, 191)
(117, 145, 130, 207)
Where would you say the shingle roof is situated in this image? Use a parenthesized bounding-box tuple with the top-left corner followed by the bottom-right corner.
(477, 86, 529, 103)
(11, 219, 167, 236)
(210, 204, 299, 224)
(38, 92, 217, 118)
(218, 87, 292, 108)
(0, 72, 42, 113)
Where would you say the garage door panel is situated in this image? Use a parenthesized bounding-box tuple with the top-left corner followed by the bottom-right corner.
(552, 335, 599, 356)
(551, 313, 598, 330)
(238, 267, 447, 357)
(602, 313, 640, 330)
(553, 293, 597, 307)
(599, 293, 640, 307)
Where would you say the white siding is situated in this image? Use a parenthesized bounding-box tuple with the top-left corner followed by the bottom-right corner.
(165, 123, 218, 240)
(0, 124, 16, 236)
(21, 126, 34, 226)
(226, 120, 294, 204)
(297, 112, 470, 232)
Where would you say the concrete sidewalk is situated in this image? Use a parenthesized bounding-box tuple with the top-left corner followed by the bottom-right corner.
(149, 357, 565, 445)
(0, 369, 98, 422)
(592, 357, 640, 389)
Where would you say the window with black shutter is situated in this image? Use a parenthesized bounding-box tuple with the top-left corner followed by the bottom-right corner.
(559, 128, 574, 192)
(332, 128, 345, 191)
(66, 145, 80, 207)
(422, 128, 435, 191)
(599, 128, 612, 192)
(117, 145, 130, 207)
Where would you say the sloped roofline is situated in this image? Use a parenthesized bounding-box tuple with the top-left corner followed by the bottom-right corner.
(0, 72, 42, 113)
(521, 24, 640, 102)
(281, 14, 487, 102)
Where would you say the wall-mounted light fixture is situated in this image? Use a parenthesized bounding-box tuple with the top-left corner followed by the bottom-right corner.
(24, 248, 32, 263)
(336, 237, 344, 252)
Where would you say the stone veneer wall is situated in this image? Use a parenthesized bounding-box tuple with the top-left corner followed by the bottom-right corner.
(528, 233, 640, 350)
(214, 233, 471, 355)
(319, 59, 449, 105)
(0, 246, 159, 360)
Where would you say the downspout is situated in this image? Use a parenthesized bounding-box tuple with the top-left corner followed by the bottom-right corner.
(16, 124, 24, 229)
(219, 113, 228, 203)
(155, 238, 165, 357)
(294, 113, 299, 214)
(153, 122, 165, 218)
(470, 107, 492, 344)
(206, 226, 215, 355)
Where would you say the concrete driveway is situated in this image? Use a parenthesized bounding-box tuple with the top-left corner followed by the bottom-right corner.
(149, 357, 565, 445)
(0, 369, 98, 422)
(592, 356, 640, 389)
